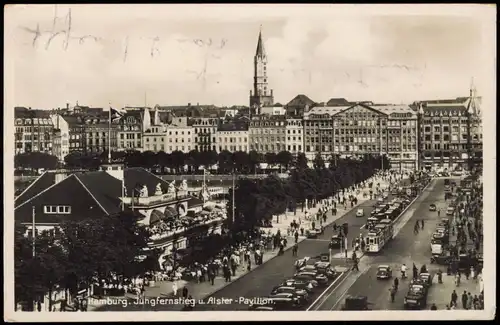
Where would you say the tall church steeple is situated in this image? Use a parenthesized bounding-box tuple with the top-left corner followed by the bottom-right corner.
(249, 26, 274, 111)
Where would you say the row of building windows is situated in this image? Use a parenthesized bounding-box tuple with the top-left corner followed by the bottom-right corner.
(44, 205, 71, 214)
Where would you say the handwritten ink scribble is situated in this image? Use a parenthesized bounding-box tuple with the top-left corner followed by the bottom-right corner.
(19, 6, 229, 62)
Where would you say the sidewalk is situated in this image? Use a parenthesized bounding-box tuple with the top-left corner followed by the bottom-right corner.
(88, 173, 398, 311)
(426, 273, 481, 310)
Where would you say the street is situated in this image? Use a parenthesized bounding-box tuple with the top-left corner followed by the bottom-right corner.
(315, 179, 459, 311)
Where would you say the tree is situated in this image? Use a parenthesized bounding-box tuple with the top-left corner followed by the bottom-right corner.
(58, 211, 150, 296)
(313, 153, 326, 170)
(218, 150, 234, 174)
(141, 151, 158, 170)
(295, 152, 308, 170)
(186, 150, 201, 173)
(264, 152, 277, 170)
(15, 152, 59, 171)
(248, 150, 262, 174)
(232, 151, 250, 173)
(170, 151, 185, 174)
(276, 151, 293, 171)
(15, 226, 67, 311)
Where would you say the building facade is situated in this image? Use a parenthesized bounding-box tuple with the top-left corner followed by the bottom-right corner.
(303, 110, 335, 160)
(285, 118, 304, 155)
(417, 88, 482, 171)
(117, 110, 143, 151)
(165, 116, 194, 153)
(249, 115, 286, 154)
(249, 29, 274, 108)
(14, 107, 54, 154)
(216, 122, 249, 153)
(191, 117, 219, 152)
(50, 114, 71, 161)
(82, 114, 118, 154)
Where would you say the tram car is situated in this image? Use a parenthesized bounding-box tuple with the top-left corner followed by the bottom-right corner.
(366, 220, 394, 253)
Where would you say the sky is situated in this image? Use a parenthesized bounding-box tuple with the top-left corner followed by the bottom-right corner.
(4, 4, 496, 109)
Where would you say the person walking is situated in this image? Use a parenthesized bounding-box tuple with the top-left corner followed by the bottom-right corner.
(389, 286, 396, 302)
(450, 290, 458, 308)
(461, 291, 468, 309)
(292, 243, 298, 257)
(172, 281, 178, 296)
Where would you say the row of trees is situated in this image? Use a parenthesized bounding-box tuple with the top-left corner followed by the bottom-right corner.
(227, 153, 390, 233)
(15, 211, 151, 311)
(16, 149, 351, 175)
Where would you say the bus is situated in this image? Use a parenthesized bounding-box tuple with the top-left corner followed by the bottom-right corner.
(366, 222, 394, 253)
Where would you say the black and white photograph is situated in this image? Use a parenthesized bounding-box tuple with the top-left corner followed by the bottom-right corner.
(4, 4, 496, 322)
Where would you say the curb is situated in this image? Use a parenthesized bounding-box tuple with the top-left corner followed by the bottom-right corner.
(199, 177, 397, 300)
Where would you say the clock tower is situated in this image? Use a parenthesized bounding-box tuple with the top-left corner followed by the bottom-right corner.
(249, 26, 274, 113)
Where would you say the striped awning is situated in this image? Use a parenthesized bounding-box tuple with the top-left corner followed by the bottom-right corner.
(164, 206, 178, 218)
(150, 209, 165, 225)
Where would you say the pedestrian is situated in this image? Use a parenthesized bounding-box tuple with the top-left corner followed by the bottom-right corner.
(352, 258, 359, 271)
(465, 266, 470, 280)
(37, 301, 42, 312)
(421, 219, 425, 229)
(438, 210, 441, 217)
(394, 277, 399, 291)
(451, 290, 458, 307)
(294, 231, 299, 244)
(292, 243, 298, 257)
(461, 291, 468, 309)
(430, 303, 437, 310)
(467, 292, 473, 310)
(389, 286, 396, 302)
(182, 286, 189, 298)
(470, 266, 475, 280)
(172, 281, 178, 296)
(446, 304, 450, 310)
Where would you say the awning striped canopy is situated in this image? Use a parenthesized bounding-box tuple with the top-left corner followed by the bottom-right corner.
(150, 209, 165, 225)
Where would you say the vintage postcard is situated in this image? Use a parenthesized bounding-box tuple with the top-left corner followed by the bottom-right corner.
(4, 3, 496, 322)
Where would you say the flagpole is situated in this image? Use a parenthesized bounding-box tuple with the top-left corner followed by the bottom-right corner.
(108, 103, 112, 163)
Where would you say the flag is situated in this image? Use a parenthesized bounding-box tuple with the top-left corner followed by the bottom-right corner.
(110, 107, 124, 122)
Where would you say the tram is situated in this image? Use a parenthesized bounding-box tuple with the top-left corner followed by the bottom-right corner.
(366, 219, 394, 253)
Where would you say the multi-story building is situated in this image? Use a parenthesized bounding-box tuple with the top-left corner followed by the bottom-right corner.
(249, 28, 274, 109)
(417, 86, 482, 171)
(216, 121, 249, 153)
(81, 113, 118, 154)
(66, 116, 86, 154)
(117, 110, 143, 151)
(248, 115, 286, 153)
(142, 108, 167, 153)
(285, 117, 304, 155)
(50, 114, 71, 160)
(303, 105, 337, 160)
(165, 116, 194, 153)
(14, 107, 54, 154)
(376, 105, 418, 170)
(191, 117, 219, 152)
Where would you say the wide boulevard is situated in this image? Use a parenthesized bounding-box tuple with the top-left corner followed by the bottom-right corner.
(194, 179, 411, 311)
(312, 179, 453, 311)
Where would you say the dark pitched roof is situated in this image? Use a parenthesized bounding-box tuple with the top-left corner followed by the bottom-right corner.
(326, 98, 352, 106)
(217, 122, 249, 132)
(421, 105, 467, 116)
(74, 172, 123, 215)
(255, 29, 266, 57)
(14, 107, 52, 119)
(286, 94, 316, 107)
(15, 172, 57, 207)
(273, 103, 283, 107)
(187, 196, 204, 208)
(123, 167, 172, 198)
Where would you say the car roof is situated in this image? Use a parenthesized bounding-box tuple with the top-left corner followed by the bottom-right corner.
(378, 265, 390, 268)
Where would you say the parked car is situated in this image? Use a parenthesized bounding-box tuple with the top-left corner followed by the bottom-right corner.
(356, 208, 365, 217)
(376, 265, 393, 279)
(281, 279, 315, 293)
(404, 284, 428, 309)
(418, 273, 433, 288)
(313, 261, 337, 279)
(429, 204, 437, 211)
(270, 286, 309, 305)
(306, 229, 319, 239)
(446, 207, 455, 216)
(341, 295, 370, 310)
(294, 271, 328, 286)
(266, 294, 301, 310)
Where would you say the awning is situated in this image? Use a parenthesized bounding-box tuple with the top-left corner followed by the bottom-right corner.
(165, 206, 178, 217)
(150, 209, 165, 225)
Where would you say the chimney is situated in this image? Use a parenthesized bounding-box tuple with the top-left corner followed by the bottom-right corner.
(99, 164, 125, 182)
(54, 170, 69, 184)
(66, 102, 69, 110)
(188, 103, 191, 107)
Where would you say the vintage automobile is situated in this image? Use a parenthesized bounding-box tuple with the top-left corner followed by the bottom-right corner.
(377, 197, 384, 203)
(382, 191, 389, 199)
(418, 273, 433, 288)
(266, 293, 301, 310)
(404, 284, 428, 309)
(313, 261, 337, 279)
(281, 279, 315, 293)
(248, 299, 276, 311)
(341, 295, 370, 310)
(270, 286, 309, 305)
(446, 207, 455, 216)
(438, 218, 450, 228)
(306, 229, 319, 239)
(429, 204, 437, 211)
(356, 208, 365, 217)
(376, 265, 393, 279)
(330, 234, 343, 249)
(295, 271, 328, 286)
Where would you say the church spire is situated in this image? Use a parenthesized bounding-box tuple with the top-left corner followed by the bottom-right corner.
(255, 25, 266, 58)
(467, 77, 478, 115)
